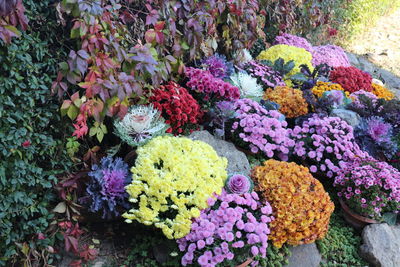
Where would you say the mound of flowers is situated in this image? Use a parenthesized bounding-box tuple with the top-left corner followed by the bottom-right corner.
(311, 45, 351, 68)
(274, 33, 313, 53)
(264, 86, 309, 118)
(290, 115, 370, 177)
(229, 98, 295, 160)
(252, 160, 334, 248)
(123, 136, 227, 239)
(177, 190, 274, 266)
(334, 159, 400, 220)
(185, 67, 241, 103)
(329, 66, 373, 93)
(257, 44, 313, 77)
(149, 82, 203, 135)
(311, 81, 348, 98)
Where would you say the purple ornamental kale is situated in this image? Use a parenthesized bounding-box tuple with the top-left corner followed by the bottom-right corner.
(83, 156, 130, 219)
(355, 116, 398, 160)
(201, 54, 234, 79)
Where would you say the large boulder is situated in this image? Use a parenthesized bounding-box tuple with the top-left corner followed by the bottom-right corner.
(189, 130, 251, 175)
(284, 243, 321, 267)
(360, 223, 400, 267)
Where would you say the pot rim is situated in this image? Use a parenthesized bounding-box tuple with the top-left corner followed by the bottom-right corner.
(339, 198, 379, 224)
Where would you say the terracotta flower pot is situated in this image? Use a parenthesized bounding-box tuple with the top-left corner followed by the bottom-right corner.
(235, 258, 253, 267)
(339, 198, 379, 229)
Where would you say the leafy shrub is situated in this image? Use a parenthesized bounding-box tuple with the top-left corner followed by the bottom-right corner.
(0, 0, 72, 264)
(262, 0, 344, 44)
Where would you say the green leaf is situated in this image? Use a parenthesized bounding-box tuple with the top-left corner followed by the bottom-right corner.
(106, 144, 121, 157)
(181, 41, 189, 50)
(67, 105, 79, 120)
(96, 130, 104, 142)
(70, 27, 80, 39)
(89, 126, 97, 137)
(4, 25, 21, 37)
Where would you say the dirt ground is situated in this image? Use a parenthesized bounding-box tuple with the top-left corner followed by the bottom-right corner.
(345, 9, 400, 77)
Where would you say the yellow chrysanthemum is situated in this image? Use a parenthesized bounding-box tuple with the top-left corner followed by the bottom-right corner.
(252, 160, 334, 248)
(256, 44, 313, 77)
(311, 81, 349, 98)
(264, 86, 308, 118)
(123, 136, 227, 239)
(371, 83, 394, 100)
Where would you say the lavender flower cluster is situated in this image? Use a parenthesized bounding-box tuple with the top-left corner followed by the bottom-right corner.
(243, 60, 286, 88)
(334, 159, 400, 219)
(231, 98, 294, 160)
(312, 45, 351, 68)
(274, 33, 313, 53)
(290, 115, 370, 177)
(177, 190, 274, 267)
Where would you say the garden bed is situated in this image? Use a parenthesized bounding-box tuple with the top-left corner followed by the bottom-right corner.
(1, 1, 400, 267)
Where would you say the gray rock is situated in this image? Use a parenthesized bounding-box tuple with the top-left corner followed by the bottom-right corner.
(189, 130, 251, 175)
(360, 223, 400, 267)
(284, 243, 321, 267)
(330, 108, 361, 127)
(346, 52, 360, 67)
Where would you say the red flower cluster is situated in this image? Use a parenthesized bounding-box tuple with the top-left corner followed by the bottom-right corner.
(150, 82, 203, 135)
(185, 67, 240, 101)
(329, 66, 373, 93)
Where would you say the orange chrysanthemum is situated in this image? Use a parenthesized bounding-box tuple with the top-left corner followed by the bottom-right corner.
(252, 160, 334, 248)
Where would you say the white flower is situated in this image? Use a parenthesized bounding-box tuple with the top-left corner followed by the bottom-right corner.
(230, 72, 264, 98)
(114, 105, 167, 146)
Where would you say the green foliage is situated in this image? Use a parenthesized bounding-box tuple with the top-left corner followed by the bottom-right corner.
(0, 0, 72, 264)
(257, 244, 290, 267)
(317, 212, 368, 267)
(121, 227, 181, 267)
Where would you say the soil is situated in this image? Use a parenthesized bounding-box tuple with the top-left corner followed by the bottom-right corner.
(345, 9, 400, 77)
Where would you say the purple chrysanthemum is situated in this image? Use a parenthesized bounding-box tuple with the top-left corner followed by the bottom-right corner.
(274, 33, 313, 53)
(201, 54, 234, 79)
(312, 45, 351, 67)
